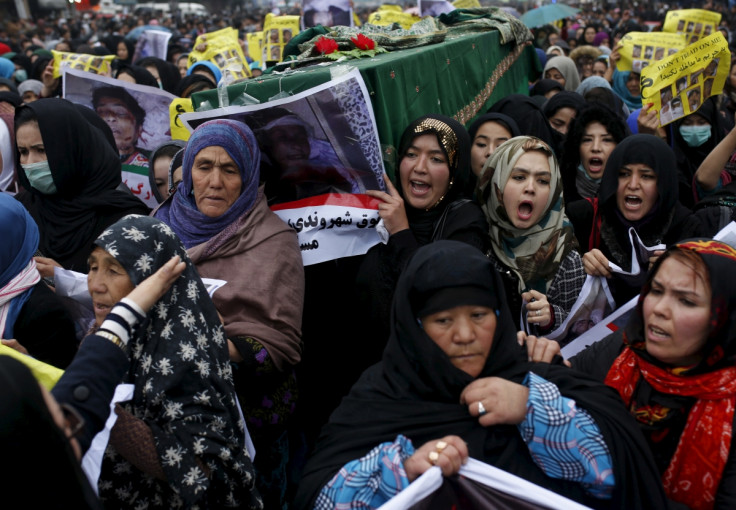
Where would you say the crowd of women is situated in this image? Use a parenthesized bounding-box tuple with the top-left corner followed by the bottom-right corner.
(1, 3, 736, 510)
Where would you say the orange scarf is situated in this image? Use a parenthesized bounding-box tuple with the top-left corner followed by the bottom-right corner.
(606, 347, 736, 510)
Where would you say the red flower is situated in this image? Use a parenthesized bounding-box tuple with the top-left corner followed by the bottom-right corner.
(351, 34, 376, 51)
(315, 36, 338, 55)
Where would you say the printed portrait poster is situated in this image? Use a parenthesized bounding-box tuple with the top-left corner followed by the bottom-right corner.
(641, 32, 730, 126)
(63, 68, 176, 208)
(262, 14, 300, 63)
(180, 68, 386, 265)
(302, 0, 353, 29)
(245, 31, 264, 64)
(132, 29, 172, 62)
(618, 32, 687, 73)
(189, 27, 252, 81)
(419, 0, 456, 17)
(52, 50, 115, 79)
(663, 9, 721, 45)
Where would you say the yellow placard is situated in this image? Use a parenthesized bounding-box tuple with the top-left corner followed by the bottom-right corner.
(188, 27, 252, 81)
(641, 32, 731, 126)
(662, 9, 721, 45)
(618, 32, 688, 73)
(0, 349, 64, 390)
(246, 32, 264, 64)
(368, 8, 421, 29)
(169, 97, 193, 142)
(52, 50, 115, 79)
(453, 0, 481, 8)
(262, 14, 301, 63)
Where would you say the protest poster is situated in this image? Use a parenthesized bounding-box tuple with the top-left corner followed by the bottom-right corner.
(262, 13, 300, 63)
(381, 458, 592, 510)
(419, 0, 455, 17)
(245, 31, 264, 64)
(180, 68, 386, 265)
(641, 32, 730, 126)
(169, 97, 194, 142)
(188, 27, 251, 82)
(63, 68, 176, 208)
(52, 50, 115, 79)
(132, 29, 172, 62)
(302, 0, 353, 29)
(617, 31, 687, 73)
(368, 6, 421, 29)
(662, 9, 721, 45)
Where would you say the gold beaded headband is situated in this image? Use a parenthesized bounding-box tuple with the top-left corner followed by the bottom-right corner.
(413, 118, 458, 169)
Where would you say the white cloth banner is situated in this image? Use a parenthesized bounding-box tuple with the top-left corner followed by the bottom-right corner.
(271, 193, 381, 265)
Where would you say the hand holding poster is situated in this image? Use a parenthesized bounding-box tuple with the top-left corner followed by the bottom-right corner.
(52, 50, 115, 79)
(663, 9, 721, 45)
(188, 27, 251, 82)
(180, 68, 386, 265)
(618, 32, 687, 73)
(641, 32, 730, 126)
(262, 14, 301, 63)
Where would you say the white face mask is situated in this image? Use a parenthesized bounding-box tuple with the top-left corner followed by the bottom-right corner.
(22, 160, 57, 194)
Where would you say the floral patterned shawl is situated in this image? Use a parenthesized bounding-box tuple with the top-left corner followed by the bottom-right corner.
(94, 215, 262, 509)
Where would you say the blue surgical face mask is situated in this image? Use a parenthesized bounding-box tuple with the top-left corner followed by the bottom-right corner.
(13, 69, 27, 82)
(22, 160, 57, 194)
(679, 124, 712, 147)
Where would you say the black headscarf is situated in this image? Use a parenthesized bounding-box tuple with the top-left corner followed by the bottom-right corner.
(147, 140, 186, 203)
(487, 95, 559, 155)
(597, 134, 686, 276)
(102, 35, 134, 64)
(396, 114, 479, 244)
(93, 215, 262, 509)
(670, 97, 726, 208)
(0, 356, 103, 509)
(14, 99, 148, 271)
(294, 241, 668, 510)
(113, 62, 159, 88)
(467, 112, 521, 142)
(174, 73, 216, 98)
(542, 90, 586, 118)
(530, 78, 563, 97)
(135, 56, 182, 94)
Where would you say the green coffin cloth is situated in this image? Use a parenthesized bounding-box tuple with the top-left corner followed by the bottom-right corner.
(192, 30, 540, 176)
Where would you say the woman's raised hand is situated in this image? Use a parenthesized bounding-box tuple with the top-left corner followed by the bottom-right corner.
(521, 289, 552, 328)
(404, 435, 468, 482)
(34, 256, 62, 279)
(460, 377, 529, 427)
(125, 255, 186, 314)
(582, 249, 612, 278)
(365, 173, 410, 235)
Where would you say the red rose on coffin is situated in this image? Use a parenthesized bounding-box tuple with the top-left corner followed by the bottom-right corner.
(315, 36, 339, 55)
(351, 34, 376, 51)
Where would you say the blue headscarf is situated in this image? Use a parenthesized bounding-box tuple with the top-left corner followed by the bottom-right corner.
(154, 119, 261, 248)
(0, 58, 14, 79)
(612, 69, 642, 110)
(0, 193, 40, 337)
(186, 60, 222, 83)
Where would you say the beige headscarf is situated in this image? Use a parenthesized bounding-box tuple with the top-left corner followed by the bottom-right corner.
(478, 136, 576, 293)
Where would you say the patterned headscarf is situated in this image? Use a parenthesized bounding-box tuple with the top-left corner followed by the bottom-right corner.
(478, 136, 576, 293)
(155, 119, 262, 249)
(93, 215, 262, 509)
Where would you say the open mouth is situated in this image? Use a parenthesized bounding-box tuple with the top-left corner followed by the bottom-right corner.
(517, 201, 534, 221)
(93, 302, 111, 316)
(624, 195, 643, 210)
(587, 157, 604, 175)
(647, 324, 670, 341)
(410, 180, 430, 196)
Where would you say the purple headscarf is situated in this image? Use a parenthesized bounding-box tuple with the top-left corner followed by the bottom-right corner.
(154, 119, 261, 248)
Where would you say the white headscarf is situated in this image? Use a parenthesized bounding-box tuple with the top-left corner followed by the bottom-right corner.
(0, 118, 16, 194)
